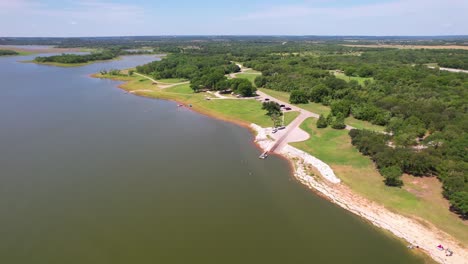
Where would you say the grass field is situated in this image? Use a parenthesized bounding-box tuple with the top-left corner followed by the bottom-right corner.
(291, 118, 468, 244)
(333, 72, 374, 85)
(258, 88, 385, 132)
(235, 73, 260, 86)
(157, 78, 188, 84)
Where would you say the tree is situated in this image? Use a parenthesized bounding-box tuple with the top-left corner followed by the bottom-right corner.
(254, 75, 267, 87)
(289, 90, 308, 104)
(449, 192, 468, 219)
(331, 113, 346, 129)
(262, 101, 283, 127)
(316, 114, 328, 128)
(381, 166, 403, 187)
(331, 100, 351, 117)
(237, 82, 256, 97)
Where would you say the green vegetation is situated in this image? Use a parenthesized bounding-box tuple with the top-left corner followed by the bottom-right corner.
(262, 101, 283, 127)
(284, 111, 300, 126)
(157, 78, 188, 83)
(258, 88, 384, 131)
(333, 71, 373, 85)
(292, 118, 467, 243)
(0, 50, 19, 56)
(136, 54, 257, 97)
(32, 47, 152, 66)
(35, 50, 118, 64)
(235, 73, 260, 85)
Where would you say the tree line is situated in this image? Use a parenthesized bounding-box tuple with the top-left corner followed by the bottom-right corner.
(0, 50, 19, 56)
(135, 54, 257, 97)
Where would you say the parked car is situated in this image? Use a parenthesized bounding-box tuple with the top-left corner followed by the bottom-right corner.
(280, 104, 285, 108)
(278, 126, 286, 130)
(264, 98, 270, 101)
(285, 107, 292, 110)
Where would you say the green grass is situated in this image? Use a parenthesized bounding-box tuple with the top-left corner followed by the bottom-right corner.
(284, 111, 300, 126)
(243, 69, 261, 74)
(258, 88, 290, 102)
(164, 83, 192, 94)
(333, 72, 373, 85)
(157, 78, 188, 84)
(292, 118, 468, 245)
(235, 73, 260, 86)
(345, 116, 386, 132)
(296, 102, 331, 116)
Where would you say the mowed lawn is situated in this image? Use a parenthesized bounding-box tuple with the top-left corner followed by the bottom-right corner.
(235, 73, 260, 86)
(291, 118, 468, 244)
(157, 78, 188, 83)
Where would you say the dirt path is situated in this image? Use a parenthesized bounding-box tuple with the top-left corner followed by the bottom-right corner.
(133, 72, 189, 89)
(428, 66, 468, 74)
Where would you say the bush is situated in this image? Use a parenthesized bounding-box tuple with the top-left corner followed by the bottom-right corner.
(331, 114, 346, 129)
(316, 114, 328, 128)
(289, 90, 308, 104)
(380, 166, 403, 187)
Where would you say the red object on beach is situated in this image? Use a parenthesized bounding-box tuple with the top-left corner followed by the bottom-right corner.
(437, 245, 444, 250)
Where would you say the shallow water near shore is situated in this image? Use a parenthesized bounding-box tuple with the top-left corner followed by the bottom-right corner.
(0, 54, 425, 263)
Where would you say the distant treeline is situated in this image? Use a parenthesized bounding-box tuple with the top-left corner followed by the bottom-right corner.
(33, 47, 154, 64)
(34, 50, 118, 64)
(0, 49, 19, 56)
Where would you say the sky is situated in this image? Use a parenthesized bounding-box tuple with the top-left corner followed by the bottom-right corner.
(1, 0, 467, 37)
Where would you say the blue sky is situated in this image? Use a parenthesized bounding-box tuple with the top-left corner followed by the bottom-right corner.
(1, 0, 467, 37)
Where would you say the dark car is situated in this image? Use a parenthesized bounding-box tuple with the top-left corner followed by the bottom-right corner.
(285, 107, 292, 110)
(280, 104, 285, 107)
(264, 98, 270, 101)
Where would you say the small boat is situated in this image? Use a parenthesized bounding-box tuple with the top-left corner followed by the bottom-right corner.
(259, 152, 268, 159)
(177, 104, 183, 107)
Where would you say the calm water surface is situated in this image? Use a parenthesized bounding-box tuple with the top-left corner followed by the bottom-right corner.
(0, 54, 424, 263)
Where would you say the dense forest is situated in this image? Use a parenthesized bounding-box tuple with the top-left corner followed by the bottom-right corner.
(0, 49, 19, 56)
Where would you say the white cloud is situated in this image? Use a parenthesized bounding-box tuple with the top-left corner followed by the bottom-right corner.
(236, 0, 468, 35)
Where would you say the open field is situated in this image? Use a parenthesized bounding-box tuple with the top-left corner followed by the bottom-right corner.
(235, 73, 259, 86)
(291, 118, 468, 245)
(333, 71, 374, 85)
(156, 78, 188, 84)
(258, 88, 385, 132)
(343, 44, 468, 50)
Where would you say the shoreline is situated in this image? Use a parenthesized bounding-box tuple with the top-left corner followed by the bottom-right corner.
(251, 124, 467, 264)
(91, 73, 467, 264)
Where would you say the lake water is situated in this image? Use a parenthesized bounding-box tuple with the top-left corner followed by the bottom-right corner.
(0, 54, 425, 263)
